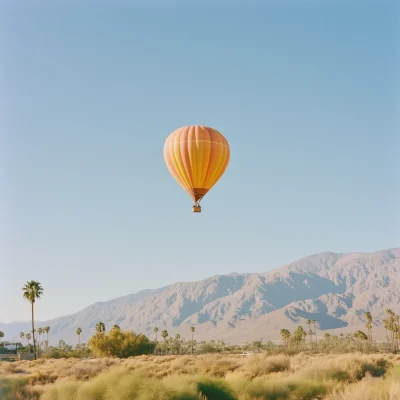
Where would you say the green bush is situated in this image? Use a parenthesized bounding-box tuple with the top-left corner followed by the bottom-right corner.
(88, 329, 155, 358)
(43, 347, 92, 359)
(195, 377, 236, 400)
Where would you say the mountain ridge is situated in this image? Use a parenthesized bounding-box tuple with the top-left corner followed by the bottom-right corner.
(1, 248, 399, 344)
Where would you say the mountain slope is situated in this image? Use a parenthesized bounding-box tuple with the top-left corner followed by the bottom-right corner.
(2, 248, 399, 344)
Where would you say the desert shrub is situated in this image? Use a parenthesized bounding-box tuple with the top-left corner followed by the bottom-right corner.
(227, 376, 329, 400)
(28, 371, 58, 385)
(244, 354, 291, 378)
(41, 381, 81, 400)
(88, 330, 155, 358)
(43, 347, 92, 359)
(42, 368, 236, 400)
(195, 377, 236, 400)
(387, 363, 400, 381)
(325, 374, 400, 400)
(0, 377, 40, 400)
(41, 368, 201, 400)
(0, 362, 24, 374)
(5, 352, 399, 400)
(227, 378, 291, 400)
(287, 380, 329, 399)
(299, 354, 392, 383)
(196, 355, 239, 377)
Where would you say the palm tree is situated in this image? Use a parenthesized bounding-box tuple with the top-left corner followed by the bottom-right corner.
(154, 327, 159, 342)
(161, 330, 168, 355)
(190, 326, 195, 355)
(280, 329, 291, 351)
(76, 328, 82, 346)
(365, 312, 373, 341)
(312, 320, 318, 346)
(38, 327, 43, 356)
(22, 280, 44, 360)
(26, 333, 31, 351)
(153, 327, 159, 354)
(354, 330, 368, 350)
(44, 326, 50, 344)
(0, 331, 4, 342)
(306, 320, 313, 347)
(112, 324, 120, 330)
(386, 309, 396, 351)
(19, 332, 25, 347)
(292, 326, 307, 349)
(383, 318, 390, 350)
(95, 322, 106, 333)
(175, 334, 181, 355)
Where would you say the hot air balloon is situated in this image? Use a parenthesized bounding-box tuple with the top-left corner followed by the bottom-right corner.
(164, 125, 230, 212)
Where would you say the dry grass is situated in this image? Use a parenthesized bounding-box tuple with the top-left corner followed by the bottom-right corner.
(0, 352, 399, 399)
(0, 363, 22, 374)
(325, 374, 400, 400)
(243, 354, 291, 378)
(294, 353, 391, 383)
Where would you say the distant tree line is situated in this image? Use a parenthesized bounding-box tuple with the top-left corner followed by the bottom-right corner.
(10, 280, 400, 360)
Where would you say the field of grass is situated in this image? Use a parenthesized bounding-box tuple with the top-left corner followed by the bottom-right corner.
(1, 352, 399, 399)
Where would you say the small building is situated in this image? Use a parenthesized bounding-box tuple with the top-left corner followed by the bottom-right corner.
(18, 352, 35, 361)
(2, 342, 20, 352)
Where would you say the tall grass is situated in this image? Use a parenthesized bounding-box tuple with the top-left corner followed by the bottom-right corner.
(0, 352, 398, 400)
(297, 354, 392, 383)
(325, 374, 400, 400)
(0, 377, 40, 400)
(244, 354, 291, 378)
(41, 368, 202, 400)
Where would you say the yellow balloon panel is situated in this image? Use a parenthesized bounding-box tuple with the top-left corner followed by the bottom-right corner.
(164, 126, 230, 202)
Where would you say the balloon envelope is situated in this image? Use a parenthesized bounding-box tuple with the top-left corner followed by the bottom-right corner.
(164, 125, 230, 205)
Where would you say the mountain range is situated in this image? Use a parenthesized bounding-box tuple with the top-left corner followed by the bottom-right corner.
(1, 248, 399, 345)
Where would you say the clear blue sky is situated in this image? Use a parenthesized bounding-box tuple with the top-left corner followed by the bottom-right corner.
(1, 1, 398, 322)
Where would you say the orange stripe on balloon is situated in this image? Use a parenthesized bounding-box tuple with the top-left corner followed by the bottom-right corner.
(195, 126, 203, 188)
(213, 143, 230, 186)
(164, 140, 188, 190)
(187, 126, 198, 187)
(179, 126, 193, 187)
(168, 134, 190, 189)
(174, 130, 193, 188)
(203, 128, 218, 188)
(204, 130, 227, 189)
(199, 128, 211, 187)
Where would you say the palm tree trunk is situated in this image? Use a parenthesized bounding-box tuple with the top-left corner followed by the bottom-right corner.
(78, 334, 81, 346)
(31, 302, 36, 360)
(392, 330, 395, 352)
(314, 325, 318, 346)
(385, 328, 389, 351)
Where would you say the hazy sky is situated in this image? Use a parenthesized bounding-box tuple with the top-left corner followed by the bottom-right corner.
(1, 1, 398, 322)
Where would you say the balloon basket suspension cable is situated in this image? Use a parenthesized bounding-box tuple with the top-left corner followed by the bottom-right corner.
(192, 198, 202, 213)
